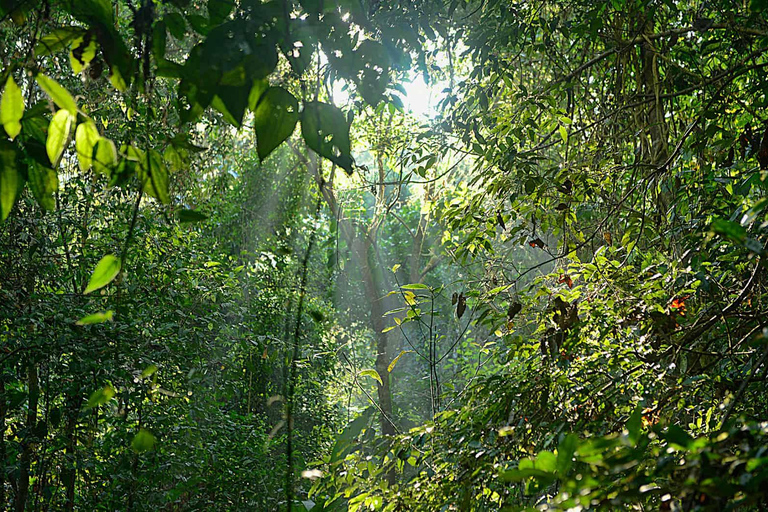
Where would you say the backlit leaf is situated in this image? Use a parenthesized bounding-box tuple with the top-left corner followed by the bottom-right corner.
(359, 369, 383, 386)
(46, 110, 72, 166)
(36, 74, 77, 115)
(1, 76, 24, 140)
(131, 428, 156, 453)
(76, 310, 114, 325)
(75, 121, 101, 171)
(27, 163, 58, 211)
(84, 254, 121, 294)
(301, 101, 354, 173)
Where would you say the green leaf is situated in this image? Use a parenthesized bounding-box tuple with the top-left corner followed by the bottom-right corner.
(401, 283, 429, 290)
(663, 424, 693, 450)
(84, 254, 121, 294)
(178, 209, 208, 223)
(359, 369, 383, 386)
(301, 101, 354, 173)
(141, 364, 158, 378)
(1, 76, 24, 140)
(92, 138, 117, 176)
(46, 110, 73, 166)
(559, 125, 568, 143)
(164, 13, 187, 39)
(626, 406, 643, 445)
(711, 218, 747, 244)
(0, 141, 20, 221)
(27, 163, 58, 211)
(87, 384, 115, 408)
(70, 36, 98, 74)
(132, 429, 156, 453)
(139, 150, 170, 204)
(35, 27, 86, 56)
(76, 310, 114, 325)
(556, 434, 578, 476)
(535, 450, 557, 473)
(36, 74, 77, 115)
(387, 350, 411, 373)
(208, 0, 234, 25)
(75, 121, 101, 171)
(253, 87, 299, 161)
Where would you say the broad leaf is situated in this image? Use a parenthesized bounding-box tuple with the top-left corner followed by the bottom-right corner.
(1, 76, 24, 140)
(46, 110, 73, 166)
(132, 429, 156, 453)
(35, 27, 86, 56)
(75, 121, 101, 171)
(36, 74, 77, 115)
(139, 150, 170, 204)
(0, 141, 20, 221)
(301, 101, 354, 173)
(253, 87, 298, 161)
(86, 385, 115, 408)
(84, 254, 121, 294)
(27, 163, 58, 211)
(92, 138, 117, 176)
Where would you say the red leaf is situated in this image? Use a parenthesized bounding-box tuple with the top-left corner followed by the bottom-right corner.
(558, 274, 573, 288)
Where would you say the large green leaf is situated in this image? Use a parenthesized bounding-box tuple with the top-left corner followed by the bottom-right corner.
(139, 150, 170, 204)
(253, 87, 298, 161)
(92, 138, 117, 176)
(35, 26, 86, 56)
(36, 74, 77, 115)
(301, 101, 354, 173)
(84, 254, 121, 294)
(70, 35, 98, 74)
(28, 163, 58, 211)
(75, 121, 101, 171)
(0, 141, 20, 221)
(1, 76, 24, 140)
(46, 110, 73, 166)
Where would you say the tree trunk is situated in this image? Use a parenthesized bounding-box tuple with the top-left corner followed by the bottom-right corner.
(15, 362, 38, 512)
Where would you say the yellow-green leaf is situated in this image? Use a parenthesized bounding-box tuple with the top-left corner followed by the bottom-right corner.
(132, 429, 156, 453)
(359, 369, 383, 386)
(36, 74, 77, 115)
(92, 138, 117, 176)
(87, 385, 115, 408)
(84, 254, 121, 294)
(69, 36, 98, 74)
(388, 350, 411, 373)
(76, 310, 114, 325)
(1, 76, 24, 140)
(46, 110, 72, 166)
(75, 121, 101, 171)
(139, 150, 169, 204)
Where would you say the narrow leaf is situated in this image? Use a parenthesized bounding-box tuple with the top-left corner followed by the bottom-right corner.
(359, 369, 383, 386)
(0, 141, 20, 221)
(76, 310, 114, 325)
(388, 350, 411, 373)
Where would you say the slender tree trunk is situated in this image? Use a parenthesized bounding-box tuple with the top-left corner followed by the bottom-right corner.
(62, 389, 82, 512)
(1, 378, 6, 509)
(15, 362, 38, 512)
